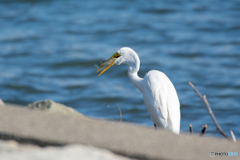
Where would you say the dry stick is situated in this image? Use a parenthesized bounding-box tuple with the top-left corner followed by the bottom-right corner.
(188, 82, 232, 141)
(189, 124, 193, 135)
(230, 130, 236, 142)
(116, 103, 122, 123)
(200, 124, 207, 137)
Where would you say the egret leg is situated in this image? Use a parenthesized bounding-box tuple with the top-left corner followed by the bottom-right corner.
(154, 124, 157, 130)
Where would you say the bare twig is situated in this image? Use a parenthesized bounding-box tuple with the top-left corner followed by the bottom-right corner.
(230, 130, 236, 142)
(189, 124, 193, 135)
(188, 82, 232, 141)
(200, 124, 207, 137)
(116, 103, 122, 123)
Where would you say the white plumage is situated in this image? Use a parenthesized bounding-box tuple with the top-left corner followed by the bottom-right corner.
(97, 47, 180, 134)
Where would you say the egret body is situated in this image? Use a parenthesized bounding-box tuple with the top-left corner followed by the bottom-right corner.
(97, 47, 180, 134)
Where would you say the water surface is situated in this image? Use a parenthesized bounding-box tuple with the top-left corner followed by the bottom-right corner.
(0, 0, 240, 138)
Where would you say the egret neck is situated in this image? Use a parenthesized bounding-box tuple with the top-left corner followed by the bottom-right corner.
(127, 57, 144, 93)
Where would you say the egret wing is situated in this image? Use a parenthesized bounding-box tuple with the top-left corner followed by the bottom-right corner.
(144, 71, 169, 120)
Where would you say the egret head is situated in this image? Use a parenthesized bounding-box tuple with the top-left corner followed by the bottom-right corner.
(96, 47, 139, 76)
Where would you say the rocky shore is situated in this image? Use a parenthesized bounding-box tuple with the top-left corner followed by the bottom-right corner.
(0, 100, 239, 160)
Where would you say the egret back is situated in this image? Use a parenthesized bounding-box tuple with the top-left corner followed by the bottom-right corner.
(142, 70, 180, 134)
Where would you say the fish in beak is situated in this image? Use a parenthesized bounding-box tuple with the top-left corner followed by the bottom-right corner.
(96, 52, 120, 76)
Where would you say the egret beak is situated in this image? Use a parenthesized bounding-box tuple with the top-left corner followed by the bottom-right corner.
(97, 59, 116, 76)
(96, 52, 120, 76)
(96, 65, 104, 73)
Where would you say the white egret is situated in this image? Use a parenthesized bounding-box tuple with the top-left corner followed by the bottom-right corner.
(96, 47, 180, 134)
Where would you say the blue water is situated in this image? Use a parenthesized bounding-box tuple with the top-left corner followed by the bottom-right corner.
(0, 0, 240, 139)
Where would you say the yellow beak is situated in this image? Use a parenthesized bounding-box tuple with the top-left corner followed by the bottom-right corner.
(96, 52, 120, 76)
(97, 59, 116, 76)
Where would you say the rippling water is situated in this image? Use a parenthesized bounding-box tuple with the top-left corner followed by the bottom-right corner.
(0, 0, 240, 138)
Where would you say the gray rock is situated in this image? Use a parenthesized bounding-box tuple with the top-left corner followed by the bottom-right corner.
(0, 99, 5, 106)
(0, 140, 39, 152)
(0, 140, 131, 160)
(0, 103, 239, 160)
(27, 100, 84, 118)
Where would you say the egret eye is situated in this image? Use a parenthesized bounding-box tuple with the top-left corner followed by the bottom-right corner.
(113, 52, 120, 58)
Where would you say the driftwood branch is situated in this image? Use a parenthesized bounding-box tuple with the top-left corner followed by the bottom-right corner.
(116, 103, 122, 123)
(188, 82, 233, 141)
(230, 130, 236, 142)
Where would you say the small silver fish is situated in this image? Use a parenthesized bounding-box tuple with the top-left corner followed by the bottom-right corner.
(96, 58, 117, 75)
(98, 58, 116, 67)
